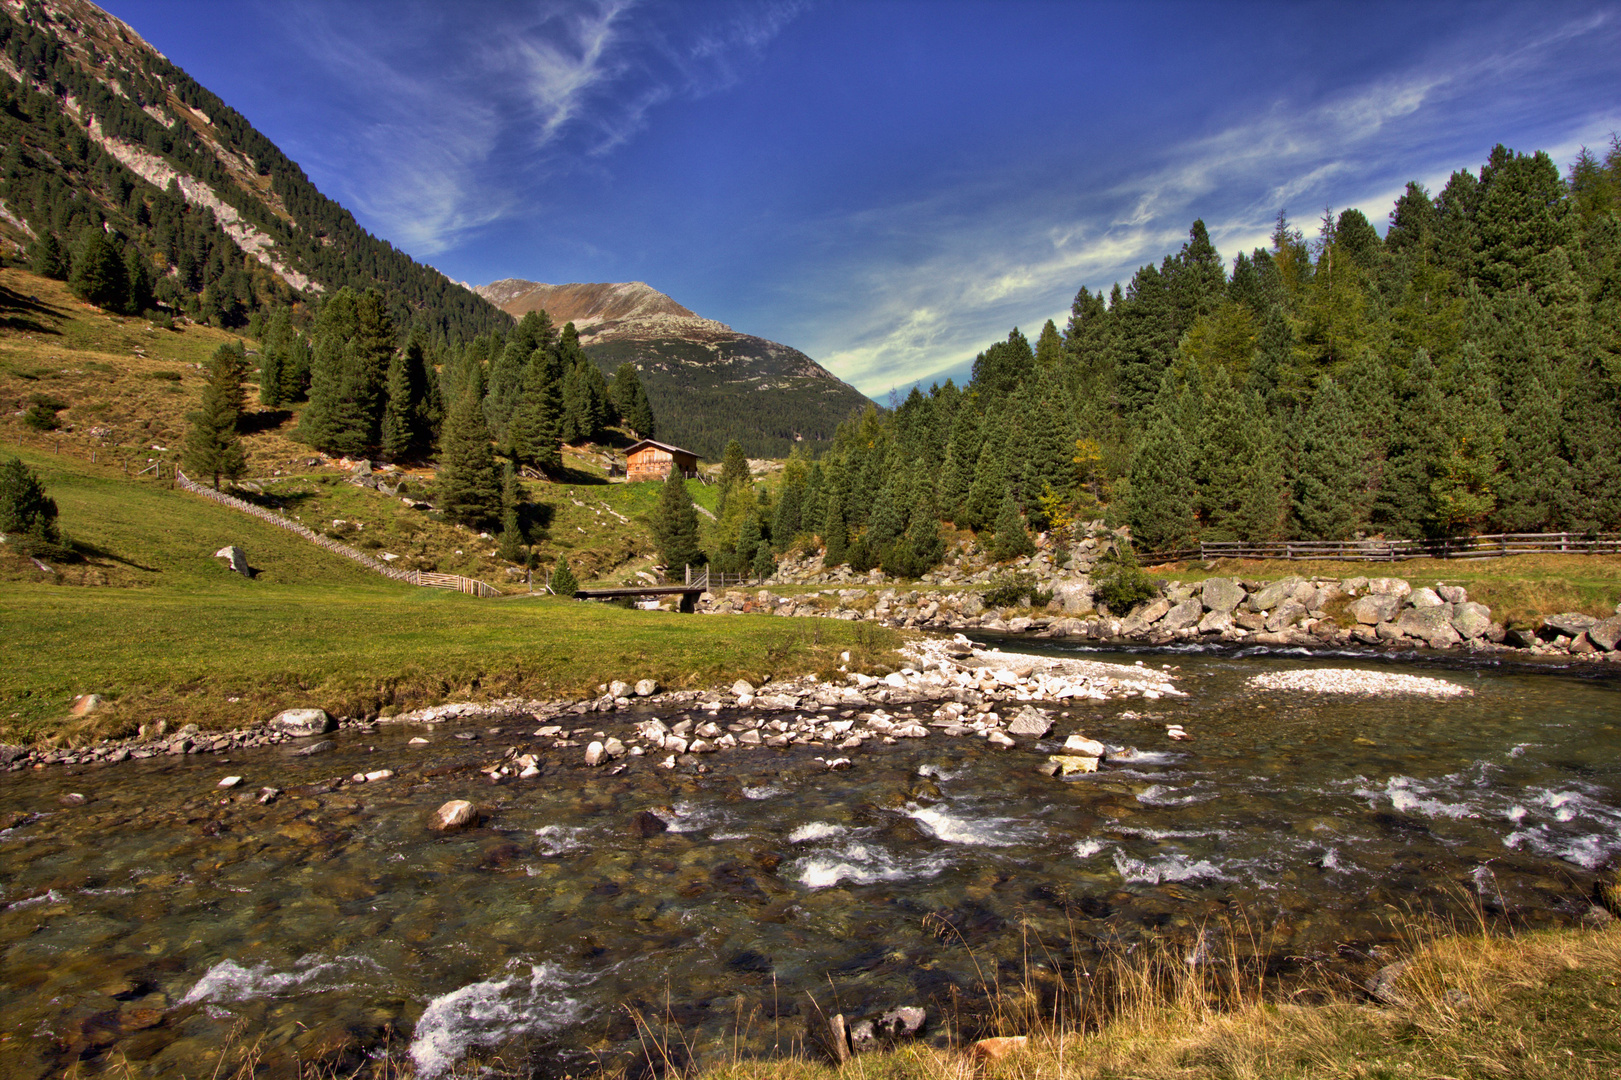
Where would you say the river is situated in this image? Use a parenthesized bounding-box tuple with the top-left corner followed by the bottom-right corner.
(2, 641, 1618, 1078)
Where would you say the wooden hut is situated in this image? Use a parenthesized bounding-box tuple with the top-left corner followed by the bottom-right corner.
(625, 439, 699, 483)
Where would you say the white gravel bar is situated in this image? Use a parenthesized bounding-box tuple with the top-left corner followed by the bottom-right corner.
(1246, 668, 1473, 697)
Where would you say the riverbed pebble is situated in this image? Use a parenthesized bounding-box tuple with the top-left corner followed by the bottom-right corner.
(1246, 669, 1473, 697)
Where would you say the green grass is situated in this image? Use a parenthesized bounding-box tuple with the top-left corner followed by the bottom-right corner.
(1, 582, 900, 744)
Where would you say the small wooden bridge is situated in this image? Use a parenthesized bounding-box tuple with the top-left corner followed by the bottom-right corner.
(574, 567, 758, 612)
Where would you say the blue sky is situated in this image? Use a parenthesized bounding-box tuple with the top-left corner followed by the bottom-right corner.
(105, 1, 1621, 396)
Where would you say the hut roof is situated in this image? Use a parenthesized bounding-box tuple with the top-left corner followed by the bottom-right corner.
(624, 439, 698, 459)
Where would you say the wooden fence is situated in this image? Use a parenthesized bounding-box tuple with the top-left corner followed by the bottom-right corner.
(1144, 532, 1621, 565)
(174, 469, 500, 596)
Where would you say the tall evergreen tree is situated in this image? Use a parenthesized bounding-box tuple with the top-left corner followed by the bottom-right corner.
(1126, 376, 1196, 551)
(435, 386, 501, 527)
(1291, 377, 1365, 539)
(1376, 350, 1450, 536)
(652, 470, 704, 572)
(1494, 354, 1564, 531)
(505, 344, 563, 471)
(497, 462, 525, 563)
(611, 362, 655, 437)
(821, 492, 848, 567)
(990, 490, 1036, 560)
(182, 341, 249, 490)
(68, 230, 128, 311)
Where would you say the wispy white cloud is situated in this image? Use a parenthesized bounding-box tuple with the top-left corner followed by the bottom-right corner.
(794, 13, 1621, 396)
(284, 0, 803, 254)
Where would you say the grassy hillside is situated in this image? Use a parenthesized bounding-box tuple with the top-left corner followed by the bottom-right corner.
(0, 267, 717, 588)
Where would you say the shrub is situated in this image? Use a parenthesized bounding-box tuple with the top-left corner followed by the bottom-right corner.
(1092, 543, 1159, 613)
(550, 558, 579, 598)
(982, 571, 1053, 609)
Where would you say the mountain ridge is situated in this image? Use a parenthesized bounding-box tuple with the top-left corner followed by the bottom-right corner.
(476, 278, 873, 458)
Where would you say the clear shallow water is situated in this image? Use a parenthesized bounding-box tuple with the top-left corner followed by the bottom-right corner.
(2, 645, 1618, 1078)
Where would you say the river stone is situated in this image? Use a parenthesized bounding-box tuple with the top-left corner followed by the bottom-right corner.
(1407, 587, 1444, 608)
(1249, 577, 1303, 611)
(608, 680, 630, 698)
(1006, 707, 1052, 737)
(1542, 612, 1597, 638)
(1159, 598, 1203, 632)
(1264, 600, 1308, 632)
(0, 744, 25, 765)
(1120, 598, 1170, 635)
(1197, 609, 1233, 634)
(634, 679, 658, 697)
(1451, 601, 1494, 640)
(430, 800, 477, 831)
(1367, 577, 1411, 598)
(1437, 584, 1468, 604)
(1063, 734, 1105, 756)
(1048, 754, 1098, 776)
(731, 679, 756, 697)
(1397, 604, 1460, 647)
(584, 741, 606, 766)
(294, 739, 335, 756)
(877, 1006, 926, 1039)
(1348, 594, 1401, 625)
(1200, 577, 1244, 613)
(1587, 616, 1621, 651)
(628, 810, 668, 838)
(271, 708, 335, 736)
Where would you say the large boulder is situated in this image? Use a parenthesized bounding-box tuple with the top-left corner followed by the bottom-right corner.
(1119, 598, 1171, 636)
(1249, 577, 1304, 612)
(1451, 601, 1494, 640)
(1264, 600, 1309, 632)
(1197, 609, 1233, 634)
(213, 545, 251, 578)
(1407, 587, 1445, 608)
(1586, 615, 1621, 652)
(1200, 577, 1244, 613)
(1006, 707, 1053, 737)
(1397, 605, 1461, 648)
(1348, 594, 1401, 625)
(1437, 584, 1469, 604)
(1052, 582, 1095, 615)
(1159, 599, 1203, 632)
(270, 708, 334, 736)
(1367, 577, 1412, 598)
(1542, 613, 1597, 639)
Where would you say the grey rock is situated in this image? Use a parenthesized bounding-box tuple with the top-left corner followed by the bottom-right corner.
(0, 744, 27, 765)
(1375, 620, 1405, 641)
(1451, 601, 1494, 640)
(1160, 598, 1203, 632)
(1120, 597, 1170, 635)
(1543, 612, 1598, 639)
(1367, 577, 1411, 598)
(1407, 587, 1444, 608)
(877, 1006, 926, 1039)
(1348, 594, 1401, 625)
(634, 679, 658, 697)
(608, 680, 630, 698)
(1397, 604, 1461, 647)
(1587, 615, 1621, 652)
(430, 799, 478, 831)
(213, 545, 251, 578)
(731, 679, 756, 697)
(1291, 580, 1319, 604)
(1197, 608, 1233, 634)
(1437, 584, 1468, 604)
(1366, 960, 1410, 1005)
(1052, 581, 1094, 614)
(1200, 577, 1245, 613)
(271, 708, 335, 736)
(294, 739, 335, 757)
(1005, 707, 1052, 737)
(1264, 600, 1308, 632)
(584, 741, 606, 766)
(1250, 577, 1304, 611)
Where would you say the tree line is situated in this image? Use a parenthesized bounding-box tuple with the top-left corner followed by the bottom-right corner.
(770, 139, 1620, 569)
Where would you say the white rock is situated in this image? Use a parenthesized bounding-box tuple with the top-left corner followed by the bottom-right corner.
(365, 769, 393, 782)
(218, 775, 242, 788)
(269, 708, 334, 736)
(731, 679, 756, 697)
(986, 730, 1016, 749)
(408, 736, 430, 746)
(609, 680, 631, 698)
(1063, 735, 1105, 757)
(584, 741, 606, 766)
(430, 799, 476, 830)
(519, 765, 540, 778)
(603, 737, 626, 758)
(634, 679, 658, 697)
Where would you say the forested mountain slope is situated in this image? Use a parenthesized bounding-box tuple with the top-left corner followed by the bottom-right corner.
(476, 279, 873, 459)
(0, 0, 508, 340)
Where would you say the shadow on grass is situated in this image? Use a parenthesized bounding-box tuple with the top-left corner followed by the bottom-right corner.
(0, 282, 64, 335)
(239, 409, 294, 435)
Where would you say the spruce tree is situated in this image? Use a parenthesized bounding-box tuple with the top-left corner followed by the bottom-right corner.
(182, 342, 249, 490)
(1376, 351, 1450, 537)
(28, 231, 67, 279)
(1126, 377, 1196, 551)
(505, 346, 563, 471)
(751, 541, 776, 580)
(497, 463, 525, 562)
(435, 387, 502, 527)
(771, 480, 803, 553)
(1291, 378, 1364, 539)
(0, 456, 63, 553)
(652, 470, 704, 573)
(990, 490, 1036, 560)
(68, 230, 129, 311)
(123, 246, 152, 314)
(1431, 345, 1504, 534)
(611, 362, 655, 437)
(821, 495, 848, 567)
(717, 438, 750, 514)
(1494, 355, 1564, 530)
(550, 557, 579, 598)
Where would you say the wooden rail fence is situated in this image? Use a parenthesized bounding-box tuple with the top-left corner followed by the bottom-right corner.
(1144, 532, 1621, 565)
(174, 469, 500, 596)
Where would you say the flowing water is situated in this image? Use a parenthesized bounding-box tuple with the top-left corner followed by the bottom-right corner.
(2, 642, 1619, 1078)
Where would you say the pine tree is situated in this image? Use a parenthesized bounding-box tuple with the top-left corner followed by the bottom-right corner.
(771, 479, 803, 553)
(505, 345, 563, 471)
(1376, 350, 1450, 537)
(68, 230, 129, 311)
(435, 387, 501, 527)
(1291, 377, 1364, 539)
(990, 490, 1036, 560)
(821, 494, 848, 567)
(0, 455, 63, 553)
(1430, 345, 1504, 534)
(550, 557, 579, 598)
(750, 541, 776, 580)
(652, 469, 704, 572)
(1494, 355, 1564, 530)
(28, 231, 67, 279)
(717, 438, 750, 514)
(182, 342, 249, 490)
(123, 246, 152, 314)
(1126, 377, 1196, 551)
(611, 362, 655, 437)
(497, 463, 525, 562)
